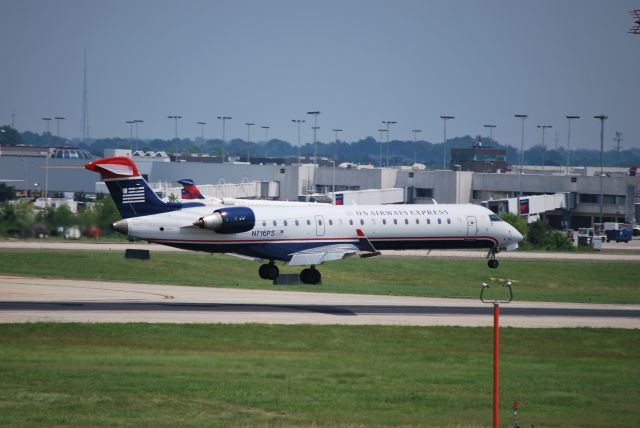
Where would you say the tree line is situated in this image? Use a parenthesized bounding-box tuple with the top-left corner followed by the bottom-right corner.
(1, 125, 638, 168)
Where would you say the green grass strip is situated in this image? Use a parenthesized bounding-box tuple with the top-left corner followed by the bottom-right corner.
(1, 250, 639, 304)
(0, 324, 637, 427)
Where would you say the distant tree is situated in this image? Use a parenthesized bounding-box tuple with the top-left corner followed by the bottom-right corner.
(526, 219, 573, 251)
(43, 204, 75, 228)
(0, 183, 17, 202)
(93, 197, 120, 233)
(526, 220, 547, 246)
(0, 126, 22, 146)
(75, 196, 119, 234)
(0, 200, 35, 236)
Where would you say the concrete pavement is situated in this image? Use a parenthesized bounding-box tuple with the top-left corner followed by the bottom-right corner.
(1, 275, 638, 328)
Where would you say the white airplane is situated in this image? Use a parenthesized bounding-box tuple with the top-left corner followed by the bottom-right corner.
(86, 156, 523, 284)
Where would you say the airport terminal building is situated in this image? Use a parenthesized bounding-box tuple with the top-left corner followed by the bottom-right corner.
(1, 146, 638, 229)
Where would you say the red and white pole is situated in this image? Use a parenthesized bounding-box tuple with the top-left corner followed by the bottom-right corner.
(480, 281, 512, 428)
(493, 302, 500, 428)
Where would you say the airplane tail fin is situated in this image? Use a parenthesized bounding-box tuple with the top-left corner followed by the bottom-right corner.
(85, 157, 198, 218)
(178, 179, 205, 200)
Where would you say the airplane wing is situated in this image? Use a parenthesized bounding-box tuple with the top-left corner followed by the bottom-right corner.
(287, 243, 360, 266)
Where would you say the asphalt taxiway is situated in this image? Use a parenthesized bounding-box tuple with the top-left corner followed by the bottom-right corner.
(1, 275, 638, 328)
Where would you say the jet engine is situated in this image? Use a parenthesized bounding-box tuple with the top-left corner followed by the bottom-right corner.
(193, 207, 255, 234)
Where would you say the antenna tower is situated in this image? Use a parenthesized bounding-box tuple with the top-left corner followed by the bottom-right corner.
(81, 49, 90, 141)
(613, 132, 623, 166)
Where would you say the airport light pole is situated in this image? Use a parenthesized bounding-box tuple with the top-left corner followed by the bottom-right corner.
(261, 125, 270, 157)
(41, 117, 52, 134)
(594, 114, 608, 224)
(565, 116, 580, 174)
(483, 124, 497, 141)
(307, 111, 321, 166)
(382, 121, 396, 167)
(536, 125, 552, 171)
(168, 115, 182, 153)
(54, 116, 65, 138)
(440, 116, 454, 169)
(217, 116, 231, 162)
(307, 111, 321, 193)
(39, 117, 53, 212)
(126, 120, 135, 150)
(291, 119, 305, 162)
(514, 114, 528, 215)
(378, 129, 387, 167)
(332, 128, 342, 194)
(45, 147, 49, 212)
(245, 122, 255, 163)
(412, 129, 422, 165)
(133, 120, 143, 150)
(197, 121, 207, 140)
(21, 158, 28, 197)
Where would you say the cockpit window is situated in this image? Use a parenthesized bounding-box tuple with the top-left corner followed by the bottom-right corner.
(489, 214, 502, 222)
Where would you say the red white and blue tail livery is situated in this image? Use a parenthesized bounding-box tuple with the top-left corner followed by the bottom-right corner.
(85, 157, 205, 218)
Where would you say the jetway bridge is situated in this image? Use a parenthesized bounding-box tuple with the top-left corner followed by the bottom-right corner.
(483, 193, 569, 223)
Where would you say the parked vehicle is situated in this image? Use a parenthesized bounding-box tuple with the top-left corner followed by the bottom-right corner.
(603, 222, 633, 243)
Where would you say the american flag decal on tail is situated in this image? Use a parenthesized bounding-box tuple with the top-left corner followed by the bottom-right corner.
(122, 186, 145, 204)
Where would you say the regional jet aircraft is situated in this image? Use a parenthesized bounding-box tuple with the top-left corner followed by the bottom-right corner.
(86, 157, 523, 284)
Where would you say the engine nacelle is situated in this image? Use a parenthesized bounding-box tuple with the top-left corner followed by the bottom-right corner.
(193, 207, 255, 234)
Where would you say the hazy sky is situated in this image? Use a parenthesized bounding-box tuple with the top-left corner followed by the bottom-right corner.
(1, 0, 638, 150)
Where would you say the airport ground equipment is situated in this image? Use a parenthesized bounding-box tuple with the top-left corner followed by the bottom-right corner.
(125, 249, 150, 260)
(481, 280, 513, 428)
(603, 222, 633, 243)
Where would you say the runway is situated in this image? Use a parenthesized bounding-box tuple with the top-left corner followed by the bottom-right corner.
(1, 275, 638, 328)
(2, 240, 639, 261)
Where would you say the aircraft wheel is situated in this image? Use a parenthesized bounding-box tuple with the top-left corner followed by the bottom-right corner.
(488, 259, 499, 269)
(300, 268, 321, 285)
(259, 263, 279, 280)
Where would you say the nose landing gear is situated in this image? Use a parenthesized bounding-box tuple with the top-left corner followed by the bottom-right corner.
(487, 248, 500, 269)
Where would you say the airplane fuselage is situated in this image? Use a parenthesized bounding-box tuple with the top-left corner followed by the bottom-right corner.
(123, 203, 520, 262)
(86, 156, 523, 284)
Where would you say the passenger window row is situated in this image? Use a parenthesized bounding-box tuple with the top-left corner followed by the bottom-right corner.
(260, 217, 454, 228)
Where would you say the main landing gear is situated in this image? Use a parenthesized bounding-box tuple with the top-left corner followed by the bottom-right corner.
(258, 262, 322, 285)
(487, 248, 500, 269)
(300, 266, 321, 285)
(258, 261, 279, 280)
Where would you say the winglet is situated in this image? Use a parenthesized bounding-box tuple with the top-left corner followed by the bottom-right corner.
(356, 228, 381, 257)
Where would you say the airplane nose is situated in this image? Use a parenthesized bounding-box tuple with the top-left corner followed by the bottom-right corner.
(512, 227, 524, 242)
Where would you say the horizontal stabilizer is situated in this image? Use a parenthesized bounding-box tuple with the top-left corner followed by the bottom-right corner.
(85, 157, 140, 180)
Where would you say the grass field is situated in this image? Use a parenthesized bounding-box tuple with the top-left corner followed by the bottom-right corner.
(0, 324, 638, 427)
(0, 250, 639, 304)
